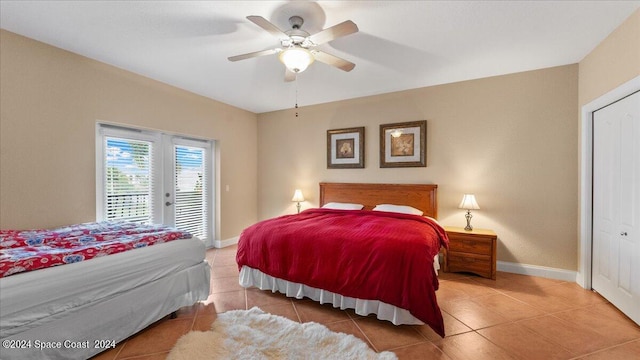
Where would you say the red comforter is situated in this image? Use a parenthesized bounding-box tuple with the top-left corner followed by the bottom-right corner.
(236, 208, 449, 337)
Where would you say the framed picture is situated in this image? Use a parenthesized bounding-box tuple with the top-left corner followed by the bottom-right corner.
(380, 120, 426, 168)
(327, 127, 365, 169)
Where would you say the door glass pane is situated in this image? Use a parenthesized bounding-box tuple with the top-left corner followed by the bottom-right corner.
(104, 137, 153, 224)
(174, 145, 207, 239)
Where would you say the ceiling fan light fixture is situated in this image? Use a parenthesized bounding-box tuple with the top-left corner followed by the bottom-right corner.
(279, 47, 314, 73)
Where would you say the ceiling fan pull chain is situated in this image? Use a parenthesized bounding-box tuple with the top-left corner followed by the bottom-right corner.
(295, 78, 299, 118)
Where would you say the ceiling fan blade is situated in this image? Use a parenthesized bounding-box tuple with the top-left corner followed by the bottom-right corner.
(284, 68, 296, 82)
(228, 48, 278, 62)
(312, 50, 356, 72)
(308, 20, 358, 45)
(247, 15, 289, 38)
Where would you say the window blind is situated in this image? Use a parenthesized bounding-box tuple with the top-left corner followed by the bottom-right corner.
(174, 145, 207, 239)
(104, 137, 154, 224)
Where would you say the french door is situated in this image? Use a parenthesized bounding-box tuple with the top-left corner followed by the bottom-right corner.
(163, 136, 213, 243)
(592, 90, 639, 325)
(97, 125, 214, 246)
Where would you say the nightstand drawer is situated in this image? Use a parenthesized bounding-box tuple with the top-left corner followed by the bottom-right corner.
(447, 252, 491, 274)
(447, 235, 492, 254)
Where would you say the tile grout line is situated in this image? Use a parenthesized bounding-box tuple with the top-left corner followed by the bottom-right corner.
(478, 321, 578, 358)
(348, 316, 380, 353)
(290, 299, 303, 323)
(567, 338, 640, 360)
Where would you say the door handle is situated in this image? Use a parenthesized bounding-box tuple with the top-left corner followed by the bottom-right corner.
(165, 201, 173, 206)
(620, 232, 628, 236)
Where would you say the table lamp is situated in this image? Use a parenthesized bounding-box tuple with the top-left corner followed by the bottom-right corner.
(459, 194, 480, 231)
(292, 189, 305, 214)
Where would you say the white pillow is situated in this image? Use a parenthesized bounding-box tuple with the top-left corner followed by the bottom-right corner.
(424, 216, 440, 224)
(322, 202, 364, 210)
(373, 204, 424, 216)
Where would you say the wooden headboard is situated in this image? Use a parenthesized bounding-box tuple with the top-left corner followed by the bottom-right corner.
(319, 182, 438, 218)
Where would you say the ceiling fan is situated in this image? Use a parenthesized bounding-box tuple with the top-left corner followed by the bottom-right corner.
(228, 15, 358, 81)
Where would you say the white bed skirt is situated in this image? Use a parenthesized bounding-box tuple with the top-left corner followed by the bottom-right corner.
(239, 265, 427, 325)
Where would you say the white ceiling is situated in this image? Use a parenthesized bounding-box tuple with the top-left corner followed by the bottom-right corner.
(1, 1, 638, 113)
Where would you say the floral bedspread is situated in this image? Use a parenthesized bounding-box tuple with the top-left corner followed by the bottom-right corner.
(0, 221, 192, 278)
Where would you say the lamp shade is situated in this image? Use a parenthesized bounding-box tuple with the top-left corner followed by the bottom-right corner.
(279, 47, 314, 73)
(291, 189, 305, 202)
(458, 194, 480, 210)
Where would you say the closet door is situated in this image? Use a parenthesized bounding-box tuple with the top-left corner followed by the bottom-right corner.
(592, 90, 639, 325)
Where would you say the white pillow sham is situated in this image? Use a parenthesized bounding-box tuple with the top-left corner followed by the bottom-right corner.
(322, 202, 364, 210)
(372, 204, 424, 216)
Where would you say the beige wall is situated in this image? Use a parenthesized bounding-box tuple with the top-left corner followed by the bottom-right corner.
(258, 65, 579, 271)
(0, 30, 258, 240)
(577, 10, 640, 273)
(579, 9, 639, 107)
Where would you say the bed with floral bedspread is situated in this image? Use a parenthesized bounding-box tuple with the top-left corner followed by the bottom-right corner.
(0, 221, 209, 360)
(0, 221, 192, 277)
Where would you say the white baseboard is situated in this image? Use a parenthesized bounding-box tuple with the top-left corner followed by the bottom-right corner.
(576, 273, 588, 289)
(497, 261, 577, 282)
(212, 236, 239, 249)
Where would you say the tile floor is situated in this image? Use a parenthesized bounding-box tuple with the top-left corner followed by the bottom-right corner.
(92, 245, 640, 360)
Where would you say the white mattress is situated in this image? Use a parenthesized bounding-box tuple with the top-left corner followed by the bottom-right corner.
(0, 237, 210, 359)
(238, 254, 440, 325)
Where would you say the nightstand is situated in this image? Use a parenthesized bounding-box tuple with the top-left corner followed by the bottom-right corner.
(443, 226, 497, 280)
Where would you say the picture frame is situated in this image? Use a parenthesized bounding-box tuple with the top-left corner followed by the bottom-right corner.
(379, 120, 426, 168)
(327, 127, 365, 169)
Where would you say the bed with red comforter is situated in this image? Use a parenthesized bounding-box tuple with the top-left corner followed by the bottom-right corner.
(236, 208, 449, 337)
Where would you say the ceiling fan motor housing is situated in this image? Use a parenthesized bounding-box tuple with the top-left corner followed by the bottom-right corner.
(285, 16, 310, 46)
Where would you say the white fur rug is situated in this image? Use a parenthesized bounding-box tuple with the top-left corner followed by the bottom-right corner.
(167, 307, 397, 360)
